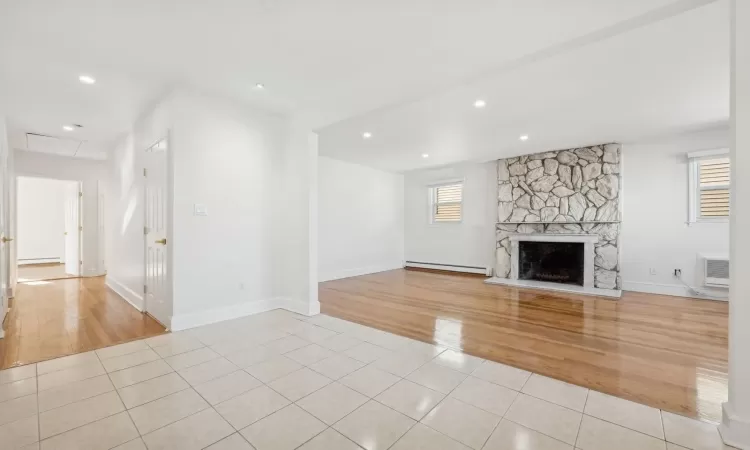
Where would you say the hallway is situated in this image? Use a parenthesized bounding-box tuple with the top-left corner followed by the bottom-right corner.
(17, 263, 77, 283)
(0, 277, 166, 369)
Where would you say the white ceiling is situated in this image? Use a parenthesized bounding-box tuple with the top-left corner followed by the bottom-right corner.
(0, 0, 727, 167)
(318, 0, 730, 171)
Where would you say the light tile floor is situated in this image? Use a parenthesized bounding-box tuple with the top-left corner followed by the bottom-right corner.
(0, 309, 737, 450)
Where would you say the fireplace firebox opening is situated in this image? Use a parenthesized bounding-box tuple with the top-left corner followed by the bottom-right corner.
(518, 241, 585, 286)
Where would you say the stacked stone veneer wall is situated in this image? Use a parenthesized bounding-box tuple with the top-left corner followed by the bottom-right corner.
(496, 144, 622, 289)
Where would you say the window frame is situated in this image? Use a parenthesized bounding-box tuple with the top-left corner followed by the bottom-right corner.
(688, 148, 730, 224)
(428, 179, 464, 225)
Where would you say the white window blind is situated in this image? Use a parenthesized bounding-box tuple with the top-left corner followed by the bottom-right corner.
(698, 157, 730, 218)
(433, 183, 463, 222)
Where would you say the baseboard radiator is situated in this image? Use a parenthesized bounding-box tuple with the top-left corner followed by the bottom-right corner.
(405, 261, 491, 276)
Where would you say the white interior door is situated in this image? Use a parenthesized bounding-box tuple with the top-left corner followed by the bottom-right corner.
(144, 138, 170, 328)
(0, 128, 9, 335)
(64, 183, 81, 276)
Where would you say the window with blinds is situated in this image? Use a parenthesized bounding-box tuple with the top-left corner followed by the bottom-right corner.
(698, 157, 730, 218)
(432, 183, 463, 222)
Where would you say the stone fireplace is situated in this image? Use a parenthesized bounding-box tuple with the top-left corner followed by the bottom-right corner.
(488, 143, 622, 296)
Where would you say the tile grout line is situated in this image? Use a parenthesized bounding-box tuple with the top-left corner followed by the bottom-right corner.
(316, 311, 709, 433)
(4, 312, 722, 449)
(260, 342, 430, 449)
(661, 410, 672, 446)
(33, 349, 217, 447)
(35, 350, 132, 446)
(573, 389, 590, 448)
(209, 320, 353, 448)
(390, 348, 487, 450)
(474, 361, 675, 446)
(35, 363, 40, 447)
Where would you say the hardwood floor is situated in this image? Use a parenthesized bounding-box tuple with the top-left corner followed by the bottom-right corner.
(17, 263, 78, 282)
(319, 268, 728, 423)
(0, 276, 166, 369)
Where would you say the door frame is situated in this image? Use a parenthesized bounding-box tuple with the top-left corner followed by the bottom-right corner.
(13, 176, 83, 278)
(63, 180, 83, 277)
(142, 133, 173, 329)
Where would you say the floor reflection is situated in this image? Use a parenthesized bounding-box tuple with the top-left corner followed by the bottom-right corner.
(0, 276, 165, 369)
(320, 268, 729, 423)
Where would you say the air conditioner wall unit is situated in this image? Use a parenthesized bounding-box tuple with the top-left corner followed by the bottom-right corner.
(702, 254, 730, 288)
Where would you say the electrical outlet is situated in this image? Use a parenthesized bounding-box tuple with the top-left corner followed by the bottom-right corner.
(649, 268, 657, 275)
(674, 269, 682, 277)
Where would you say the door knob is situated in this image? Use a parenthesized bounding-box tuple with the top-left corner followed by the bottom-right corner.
(1, 237, 13, 243)
(155, 238, 167, 245)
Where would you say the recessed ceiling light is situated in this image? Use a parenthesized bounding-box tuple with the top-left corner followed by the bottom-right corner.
(422, 154, 429, 158)
(78, 75, 96, 85)
(474, 99, 486, 108)
(519, 135, 529, 141)
(255, 83, 265, 89)
(62, 125, 74, 131)
(363, 132, 372, 139)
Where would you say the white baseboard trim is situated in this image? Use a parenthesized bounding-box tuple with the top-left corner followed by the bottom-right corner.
(279, 297, 321, 316)
(319, 263, 404, 282)
(720, 402, 750, 449)
(18, 258, 61, 265)
(622, 281, 728, 300)
(405, 261, 490, 276)
(82, 269, 107, 278)
(170, 298, 284, 331)
(169, 297, 323, 332)
(105, 277, 144, 312)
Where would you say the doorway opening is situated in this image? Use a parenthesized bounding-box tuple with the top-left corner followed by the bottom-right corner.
(16, 176, 82, 283)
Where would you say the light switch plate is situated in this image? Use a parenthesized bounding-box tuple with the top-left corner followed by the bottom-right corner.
(194, 204, 208, 216)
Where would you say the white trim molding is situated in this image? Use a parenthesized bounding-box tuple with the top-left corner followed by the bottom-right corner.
(687, 147, 730, 224)
(489, 232, 621, 298)
(319, 263, 404, 282)
(687, 148, 730, 159)
(18, 258, 61, 265)
(105, 277, 144, 312)
(720, 402, 750, 449)
(280, 297, 321, 316)
(169, 297, 320, 331)
(170, 298, 283, 331)
(404, 261, 490, 275)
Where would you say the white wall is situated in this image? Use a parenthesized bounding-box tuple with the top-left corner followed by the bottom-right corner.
(404, 161, 496, 271)
(318, 156, 404, 281)
(620, 127, 730, 297)
(16, 177, 72, 262)
(401, 128, 730, 299)
(108, 89, 319, 329)
(14, 150, 107, 182)
(276, 126, 319, 315)
(107, 96, 173, 311)
(170, 91, 286, 323)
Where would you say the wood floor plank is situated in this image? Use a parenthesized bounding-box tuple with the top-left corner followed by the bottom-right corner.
(319, 268, 728, 423)
(1, 276, 166, 369)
